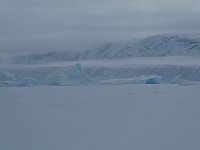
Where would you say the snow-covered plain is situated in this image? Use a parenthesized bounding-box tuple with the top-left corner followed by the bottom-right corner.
(1, 84, 200, 150)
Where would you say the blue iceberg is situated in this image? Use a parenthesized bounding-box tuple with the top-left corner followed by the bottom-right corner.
(145, 76, 162, 84)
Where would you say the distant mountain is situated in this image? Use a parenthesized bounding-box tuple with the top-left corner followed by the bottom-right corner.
(14, 33, 200, 64)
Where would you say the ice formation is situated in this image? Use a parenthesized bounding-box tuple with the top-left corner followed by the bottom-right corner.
(0, 63, 92, 87)
(99, 75, 162, 85)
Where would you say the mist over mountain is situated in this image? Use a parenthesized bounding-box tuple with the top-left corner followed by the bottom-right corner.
(13, 33, 200, 64)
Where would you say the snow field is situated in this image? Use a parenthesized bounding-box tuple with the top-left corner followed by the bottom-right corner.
(0, 84, 200, 150)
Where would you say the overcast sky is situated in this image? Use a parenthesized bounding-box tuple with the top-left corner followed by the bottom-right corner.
(1, 0, 200, 54)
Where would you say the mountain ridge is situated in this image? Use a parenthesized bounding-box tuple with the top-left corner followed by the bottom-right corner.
(13, 33, 200, 64)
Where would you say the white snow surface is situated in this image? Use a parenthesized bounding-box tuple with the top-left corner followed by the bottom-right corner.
(1, 84, 200, 150)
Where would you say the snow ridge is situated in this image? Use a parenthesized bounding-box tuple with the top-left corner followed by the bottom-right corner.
(13, 34, 200, 64)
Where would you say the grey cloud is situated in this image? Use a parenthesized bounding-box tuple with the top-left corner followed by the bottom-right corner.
(0, 0, 200, 54)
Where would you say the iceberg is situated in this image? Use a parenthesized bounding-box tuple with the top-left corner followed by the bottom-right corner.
(145, 76, 162, 84)
(44, 63, 92, 86)
(0, 71, 15, 81)
(0, 71, 18, 86)
(99, 75, 162, 85)
(0, 63, 92, 87)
